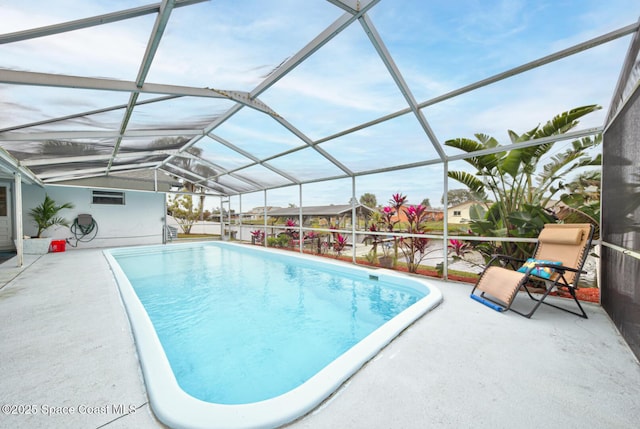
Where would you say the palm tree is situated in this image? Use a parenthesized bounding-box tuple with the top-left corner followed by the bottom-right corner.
(29, 195, 74, 237)
(151, 138, 216, 222)
(445, 104, 602, 258)
(555, 170, 601, 238)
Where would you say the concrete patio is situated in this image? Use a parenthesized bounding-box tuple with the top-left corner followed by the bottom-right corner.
(0, 247, 638, 429)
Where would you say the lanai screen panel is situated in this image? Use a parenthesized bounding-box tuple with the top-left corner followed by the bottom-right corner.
(0, 86, 130, 132)
(265, 147, 347, 182)
(259, 19, 411, 142)
(318, 113, 440, 173)
(0, 10, 154, 80)
(204, 175, 258, 195)
(425, 39, 631, 159)
(1, 138, 114, 162)
(125, 97, 232, 131)
(232, 164, 295, 189)
(213, 108, 305, 160)
(117, 136, 192, 152)
(368, 1, 631, 104)
(189, 136, 256, 172)
(144, 1, 341, 90)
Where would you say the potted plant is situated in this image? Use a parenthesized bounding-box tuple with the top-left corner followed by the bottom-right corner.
(23, 195, 74, 254)
(250, 229, 265, 245)
(378, 240, 395, 268)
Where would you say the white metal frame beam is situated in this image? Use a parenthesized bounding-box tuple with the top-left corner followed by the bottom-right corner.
(37, 161, 160, 180)
(20, 150, 178, 167)
(42, 166, 167, 185)
(0, 0, 208, 45)
(107, 0, 178, 173)
(0, 130, 203, 141)
(0, 69, 277, 116)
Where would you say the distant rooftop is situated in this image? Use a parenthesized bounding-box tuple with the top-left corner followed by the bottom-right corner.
(267, 204, 375, 218)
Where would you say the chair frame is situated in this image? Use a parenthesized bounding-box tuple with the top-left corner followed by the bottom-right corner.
(470, 224, 595, 319)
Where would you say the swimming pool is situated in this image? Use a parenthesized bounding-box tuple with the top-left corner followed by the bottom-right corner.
(105, 242, 442, 429)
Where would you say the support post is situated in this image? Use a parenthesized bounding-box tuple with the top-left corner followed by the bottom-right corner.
(227, 197, 232, 240)
(239, 194, 243, 241)
(219, 196, 224, 240)
(163, 193, 167, 244)
(263, 190, 267, 247)
(351, 176, 357, 263)
(298, 184, 303, 253)
(442, 160, 449, 280)
(14, 173, 23, 267)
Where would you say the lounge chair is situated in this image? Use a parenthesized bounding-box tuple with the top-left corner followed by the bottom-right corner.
(470, 223, 595, 319)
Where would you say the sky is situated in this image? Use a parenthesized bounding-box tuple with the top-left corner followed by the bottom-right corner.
(1, 0, 639, 212)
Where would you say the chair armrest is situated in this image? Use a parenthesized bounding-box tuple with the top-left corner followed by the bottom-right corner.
(524, 263, 588, 288)
(527, 263, 586, 275)
(555, 265, 587, 274)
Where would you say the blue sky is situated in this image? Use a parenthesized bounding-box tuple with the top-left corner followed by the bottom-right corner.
(1, 0, 639, 211)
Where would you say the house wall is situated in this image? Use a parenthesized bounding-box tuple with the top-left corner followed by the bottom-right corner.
(447, 202, 474, 224)
(21, 185, 165, 249)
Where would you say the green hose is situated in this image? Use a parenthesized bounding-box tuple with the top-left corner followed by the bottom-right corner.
(68, 217, 98, 246)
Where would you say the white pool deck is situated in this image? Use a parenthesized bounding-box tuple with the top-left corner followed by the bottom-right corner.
(0, 247, 639, 429)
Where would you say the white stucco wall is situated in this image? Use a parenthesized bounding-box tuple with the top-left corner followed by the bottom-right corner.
(21, 185, 166, 249)
(166, 216, 223, 235)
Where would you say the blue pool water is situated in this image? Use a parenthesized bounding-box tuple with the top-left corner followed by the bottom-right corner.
(111, 243, 428, 405)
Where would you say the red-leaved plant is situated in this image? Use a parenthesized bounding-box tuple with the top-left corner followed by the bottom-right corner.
(365, 193, 434, 273)
(333, 233, 348, 256)
(397, 203, 431, 273)
(284, 218, 299, 239)
(250, 229, 265, 244)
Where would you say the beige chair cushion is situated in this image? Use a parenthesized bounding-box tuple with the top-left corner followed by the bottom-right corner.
(535, 223, 592, 285)
(476, 266, 526, 305)
(538, 227, 582, 245)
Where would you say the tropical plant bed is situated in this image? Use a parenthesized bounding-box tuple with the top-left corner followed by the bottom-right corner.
(549, 287, 599, 303)
(244, 243, 600, 303)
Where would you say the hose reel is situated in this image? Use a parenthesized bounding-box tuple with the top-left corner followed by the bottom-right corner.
(68, 213, 98, 247)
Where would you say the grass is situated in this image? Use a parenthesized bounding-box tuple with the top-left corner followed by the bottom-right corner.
(177, 233, 219, 239)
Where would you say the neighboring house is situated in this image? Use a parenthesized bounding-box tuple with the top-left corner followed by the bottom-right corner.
(267, 204, 375, 229)
(389, 205, 444, 223)
(243, 206, 281, 221)
(447, 201, 488, 224)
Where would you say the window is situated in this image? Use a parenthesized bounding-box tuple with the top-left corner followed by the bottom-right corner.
(453, 210, 461, 216)
(92, 190, 125, 205)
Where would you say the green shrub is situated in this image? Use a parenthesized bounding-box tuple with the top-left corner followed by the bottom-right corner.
(267, 234, 292, 247)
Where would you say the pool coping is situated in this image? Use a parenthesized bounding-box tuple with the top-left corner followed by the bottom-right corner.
(104, 241, 443, 429)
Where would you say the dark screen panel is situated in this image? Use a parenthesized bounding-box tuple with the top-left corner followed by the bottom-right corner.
(602, 83, 640, 361)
